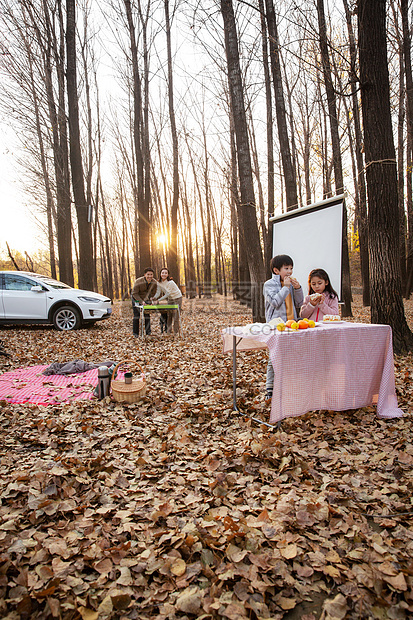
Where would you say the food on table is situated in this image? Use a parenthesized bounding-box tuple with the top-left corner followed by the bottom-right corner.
(272, 317, 317, 331)
(268, 317, 284, 326)
(323, 315, 341, 322)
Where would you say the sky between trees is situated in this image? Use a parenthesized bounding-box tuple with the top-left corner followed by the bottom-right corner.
(0, 1, 365, 256)
(0, 0, 411, 317)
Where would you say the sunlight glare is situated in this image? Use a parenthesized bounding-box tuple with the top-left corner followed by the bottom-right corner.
(157, 233, 167, 246)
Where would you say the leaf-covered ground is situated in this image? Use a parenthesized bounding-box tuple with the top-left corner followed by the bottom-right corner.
(0, 295, 413, 620)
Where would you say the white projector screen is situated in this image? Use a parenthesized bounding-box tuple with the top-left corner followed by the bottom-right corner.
(271, 195, 344, 301)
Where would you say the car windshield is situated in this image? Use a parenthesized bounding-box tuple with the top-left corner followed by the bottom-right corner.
(37, 277, 72, 290)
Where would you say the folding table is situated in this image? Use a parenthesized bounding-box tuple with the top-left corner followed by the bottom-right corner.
(223, 322, 403, 425)
(134, 303, 182, 337)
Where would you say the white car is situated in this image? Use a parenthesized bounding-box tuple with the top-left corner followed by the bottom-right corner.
(0, 271, 112, 331)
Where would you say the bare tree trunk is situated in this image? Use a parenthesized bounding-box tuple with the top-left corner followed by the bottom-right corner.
(358, 0, 413, 353)
(220, 0, 265, 321)
(401, 0, 413, 296)
(229, 122, 240, 300)
(397, 61, 408, 286)
(26, 43, 57, 279)
(138, 0, 152, 274)
(181, 175, 196, 298)
(66, 0, 94, 290)
(25, 252, 34, 272)
(343, 0, 370, 305)
(112, 229, 120, 301)
(79, 6, 97, 290)
(100, 197, 114, 299)
(316, 73, 332, 199)
(390, 0, 408, 291)
(123, 0, 149, 274)
(248, 113, 267, 272)
(211, 200, 223, 295)
(55, 0, 74, 285)
(265, 0, 298, 210)
(258, 0, 273, 278)
(317, 0, 352, 316)
(202, 130, 213, 297)
(164, 0, 180, 283)
(186, 136, 211, 297)
(6, 243, 20, 270)
(30, 0, 73, 284)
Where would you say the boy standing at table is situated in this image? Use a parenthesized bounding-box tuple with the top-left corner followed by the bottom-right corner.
(263, 254, 303, 403)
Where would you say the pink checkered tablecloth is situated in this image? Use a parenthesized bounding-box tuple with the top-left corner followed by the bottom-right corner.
(222, 322, 403, 424)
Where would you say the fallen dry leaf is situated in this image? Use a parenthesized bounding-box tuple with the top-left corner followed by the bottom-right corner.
(0, 295, 412, 619)
(320, 593, 349, 619)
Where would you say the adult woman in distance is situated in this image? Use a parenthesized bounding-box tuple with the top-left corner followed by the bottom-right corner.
(153, 268, 182, 335)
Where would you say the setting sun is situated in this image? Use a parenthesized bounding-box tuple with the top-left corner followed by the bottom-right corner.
(157, 233, 168, 245)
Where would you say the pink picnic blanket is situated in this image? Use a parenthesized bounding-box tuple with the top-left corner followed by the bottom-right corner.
(0, 365, 99, 405)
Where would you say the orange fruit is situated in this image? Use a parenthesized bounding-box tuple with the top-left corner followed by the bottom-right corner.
(308, 320, 316, 328)
(290, 321, 299, 330)
(277, 323, 285, 331)
(285, 320, 294, 328)
(298, 320, 308, 329)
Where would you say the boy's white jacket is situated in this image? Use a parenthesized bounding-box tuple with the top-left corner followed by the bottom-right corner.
(263, 273, 304, 322)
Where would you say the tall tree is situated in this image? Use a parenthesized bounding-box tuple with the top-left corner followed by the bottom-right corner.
(220, 0, 265, 321)
(265, 0, 298, 211)
(258, 0, 274, 277)
(66, 0, 94, 289)
(358, 0, 413, 353)
(165, 0, 180, 282)
(123, 0, 150, 274)
(389, 0, 408, 292)
(51, 0, 74, 285)
(317, 0, 352, 317)
(1, 0, 74, 284)
(343, 0, 370, 306)
(400, 0, 413, 296)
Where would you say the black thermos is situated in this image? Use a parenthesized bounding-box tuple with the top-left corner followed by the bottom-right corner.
(97, 366, 110, 399)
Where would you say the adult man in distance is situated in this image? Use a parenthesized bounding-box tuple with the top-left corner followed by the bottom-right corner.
(131, 268, 157, 336)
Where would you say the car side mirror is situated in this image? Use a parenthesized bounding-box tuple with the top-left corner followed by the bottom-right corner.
(31, 285, 44, 292)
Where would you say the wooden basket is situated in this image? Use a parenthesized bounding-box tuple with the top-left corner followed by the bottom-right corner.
(110, 361, 147, 403)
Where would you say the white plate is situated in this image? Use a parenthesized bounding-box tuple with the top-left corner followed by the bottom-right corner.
(321, 319, 344, 323)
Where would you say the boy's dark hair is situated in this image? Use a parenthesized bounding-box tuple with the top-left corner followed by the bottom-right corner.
(270, 254, 294, 273)
(144, 268, 154, 274)
(308, 268, 338, 298)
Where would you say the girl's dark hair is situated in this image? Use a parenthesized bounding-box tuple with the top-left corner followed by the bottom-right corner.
(159, 267, 171, 281)
(270, 254, 293, 272)
(308, 268, 338, 298)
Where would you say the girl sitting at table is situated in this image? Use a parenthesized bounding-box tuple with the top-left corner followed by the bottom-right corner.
(300, 268, 339, 322)
(153, 267, 183, 334)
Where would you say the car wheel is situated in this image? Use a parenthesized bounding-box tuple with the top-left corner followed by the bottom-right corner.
(52, 306, 81, 331)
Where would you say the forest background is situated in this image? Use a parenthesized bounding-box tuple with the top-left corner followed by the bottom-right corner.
(1, 0, 413, 351)
(3, 3, 413, 617)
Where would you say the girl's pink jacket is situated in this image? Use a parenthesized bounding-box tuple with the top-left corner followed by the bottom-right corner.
(300, 293, 339, 322)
